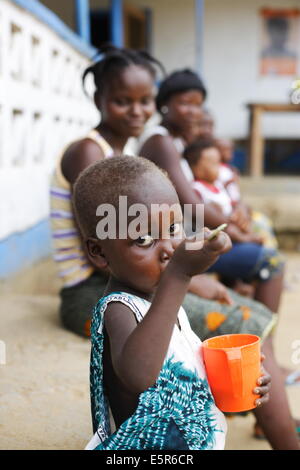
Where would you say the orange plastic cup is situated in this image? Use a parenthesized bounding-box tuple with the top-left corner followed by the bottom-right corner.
(202, 334, 261, 412)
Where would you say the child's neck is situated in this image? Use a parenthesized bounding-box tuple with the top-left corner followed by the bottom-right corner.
(196, 176, 216, 186)
(105, 276, 153, 302)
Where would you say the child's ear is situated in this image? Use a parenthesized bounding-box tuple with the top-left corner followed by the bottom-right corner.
(86, 238, 108, 270)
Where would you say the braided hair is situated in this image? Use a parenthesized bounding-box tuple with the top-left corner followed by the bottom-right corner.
(82, 44, 165, 96)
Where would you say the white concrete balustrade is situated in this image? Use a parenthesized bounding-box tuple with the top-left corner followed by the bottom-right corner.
(0, 0, 98, 241)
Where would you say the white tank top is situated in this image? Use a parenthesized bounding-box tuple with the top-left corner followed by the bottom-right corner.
(192, 179, 233, 217)
(138, 125, 194, 182)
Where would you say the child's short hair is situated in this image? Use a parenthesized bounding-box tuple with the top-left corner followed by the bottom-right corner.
(183, 138, 218, 167)
(73, 156, 173, 238)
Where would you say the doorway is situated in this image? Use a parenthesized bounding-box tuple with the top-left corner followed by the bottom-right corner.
(90, 3, 152, 51)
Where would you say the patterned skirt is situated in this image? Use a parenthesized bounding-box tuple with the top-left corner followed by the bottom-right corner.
(59, 272, 276, 342)
(183, 289, 277, 343)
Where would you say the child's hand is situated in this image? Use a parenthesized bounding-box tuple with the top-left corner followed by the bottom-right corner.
(230, 205, 251, 232)
(170, 227, 232, 279)
(232, 280, 255, 298)
(226, 224, 263, 245)
(254, 354, 271, 407)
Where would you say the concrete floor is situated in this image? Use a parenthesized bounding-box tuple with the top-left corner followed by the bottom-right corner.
(0, 254, 299, 450)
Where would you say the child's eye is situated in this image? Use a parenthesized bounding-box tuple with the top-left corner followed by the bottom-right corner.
(141, 96, 154, 105)
(135, 234, 154, 247)
(169, 223, 182, 236)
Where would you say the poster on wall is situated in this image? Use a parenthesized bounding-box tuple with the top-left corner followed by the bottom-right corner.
(260, 8, 300, 76)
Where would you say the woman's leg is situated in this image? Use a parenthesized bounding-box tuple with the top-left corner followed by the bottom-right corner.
(254, 270, 284, 313)
(253, 336, 300, 450)
(251, 260, 299, 443)
(183, 289, 274, 342)
(59, 271, 108, 337)
(207, 242, 263, 281)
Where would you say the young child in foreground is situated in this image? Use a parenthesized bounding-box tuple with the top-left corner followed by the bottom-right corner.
(73, 156, 270, 450)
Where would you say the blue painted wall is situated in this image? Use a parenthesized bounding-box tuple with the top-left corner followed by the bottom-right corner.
(75, 0, 91, 43)
(0, 219, 52, 279)
(110, 0, 124, 47)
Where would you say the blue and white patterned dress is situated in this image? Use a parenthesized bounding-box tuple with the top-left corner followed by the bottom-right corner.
(86, 292, 227, 450)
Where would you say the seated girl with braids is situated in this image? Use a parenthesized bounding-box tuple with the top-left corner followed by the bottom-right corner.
(49, 47, 244, 340)
(50, 45, 164, 337)
(72, 156, 271, 450)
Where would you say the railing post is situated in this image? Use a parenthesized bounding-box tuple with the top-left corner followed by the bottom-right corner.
(110, 0, 124, 47)
(248, 105, 264, 178)
(75, 0, 91, 44)
(195, 0, 204, 74)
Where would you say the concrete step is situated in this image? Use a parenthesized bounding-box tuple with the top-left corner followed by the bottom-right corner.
(240, 176, 300, 250)
(240, 176, 300, 231)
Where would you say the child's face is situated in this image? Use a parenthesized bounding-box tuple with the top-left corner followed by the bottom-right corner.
(93, 179, 184, 295)
(192, 147, 221, 183)
(217, 139, 233, 164)
(196, 114, 214, 139)
(96, 65, 155, 138)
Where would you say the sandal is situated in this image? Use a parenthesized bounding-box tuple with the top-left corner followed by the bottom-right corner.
(285, 369, 300, 386)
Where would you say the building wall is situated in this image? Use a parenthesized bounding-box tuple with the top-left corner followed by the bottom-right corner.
(128, 0, 300, 138)
(6, 1, 300, 145)
(128, 0, 196, 72)
(90, 0, 110, 9)
(0, 0, 97, 277)
(2, 0, 299, 278)
(39, 0, 110, 32)
(39, 0, 196, 71)
(203, 0, 300, 138)
(39, 0, 77, 30)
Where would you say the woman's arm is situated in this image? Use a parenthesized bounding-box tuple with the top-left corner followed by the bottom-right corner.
(140, 135, 229, 228)
(61, 138, 105, 185)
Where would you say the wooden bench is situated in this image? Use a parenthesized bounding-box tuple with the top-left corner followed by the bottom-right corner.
(247, 103, 300, 177)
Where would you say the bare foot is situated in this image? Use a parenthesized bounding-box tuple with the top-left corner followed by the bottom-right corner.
(233, 280, 255, 298)
(254, 419, 300, 440)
